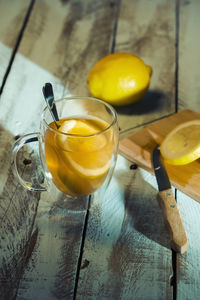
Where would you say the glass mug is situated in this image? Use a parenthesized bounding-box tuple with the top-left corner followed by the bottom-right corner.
(11, 96, 119, 199)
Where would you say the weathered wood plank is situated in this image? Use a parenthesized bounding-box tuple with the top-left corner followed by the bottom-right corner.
(0, 0, 32, 87)
(176, 0, 200, 298)
(16, 191, 89, 300)
(114, 0, 176, 133)
(77, 155, 173, 299)
(178, 0, 200, 112)
(12, 0, 119, 95)
(0, 50, 66, 135)
(0, 0, 120, 298)
(0, 127, 40, 299)
(75, 0, 176, 297)
(176, 191, 200, 299)
(0, 124, 89, 300)
(0, 0, 119, 135)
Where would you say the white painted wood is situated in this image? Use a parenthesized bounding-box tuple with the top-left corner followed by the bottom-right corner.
(176, 191, 200, 299)
(0, 0, 122, 299)
(0, 52, 67, 135)
(77, 155, 173, 299)
(0, 42, 12, 86)
(0, 137, 40, 299)
(0, 0, 118, 135)
(3, 0, 200, 298)
(16, 189, 89, 300)
(114, 0, 176, 133)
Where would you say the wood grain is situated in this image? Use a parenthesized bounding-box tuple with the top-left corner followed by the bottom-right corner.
(119, 109, 200, 203)
(0, 121, 89, 299)
(114, 0, 176, 133)
(16, 191, 89, 299)
(0, 0, 32, 88)
(178, 0, 200, 112)
(0, 0, 120, 136)
(0, 127, 40, 299)
(2, 0, 200, 298)
(176, 0, 200, 298)
(176, 191, 200, 299)
(77, 155, 173, 299)
(14, 0, 119, 95)
(0, 0, 121, 298)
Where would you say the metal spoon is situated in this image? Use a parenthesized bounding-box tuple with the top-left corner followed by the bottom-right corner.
(42, 82, 60, 129)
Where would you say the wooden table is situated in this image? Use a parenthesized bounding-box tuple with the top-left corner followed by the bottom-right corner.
(0, 0, 200, 299)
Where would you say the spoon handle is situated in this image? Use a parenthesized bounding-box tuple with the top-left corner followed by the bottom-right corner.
(43, 83, 59, 122)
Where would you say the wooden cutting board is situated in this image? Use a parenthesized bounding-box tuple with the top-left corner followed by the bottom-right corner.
(119, 109, 200, 203)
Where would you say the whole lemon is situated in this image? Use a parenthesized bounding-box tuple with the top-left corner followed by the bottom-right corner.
(88, 53, 152, 106)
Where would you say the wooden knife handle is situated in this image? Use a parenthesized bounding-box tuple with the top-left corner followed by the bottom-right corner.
(157, 188, 188, 254)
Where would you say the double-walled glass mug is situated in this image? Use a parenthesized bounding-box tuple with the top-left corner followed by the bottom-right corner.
(11, 96, 119, 199)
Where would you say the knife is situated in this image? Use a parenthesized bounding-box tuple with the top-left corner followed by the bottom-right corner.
(152, 145, 188, 254)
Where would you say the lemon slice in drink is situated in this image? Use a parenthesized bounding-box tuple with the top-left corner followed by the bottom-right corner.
(57, 119, 108, 151)
(160, 120, 200, 165)
(57, 118, 113, 177)
(59, 119, 99, 136)
(68, 155, 112, 177)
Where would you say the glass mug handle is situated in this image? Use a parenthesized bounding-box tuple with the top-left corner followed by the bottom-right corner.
(11, 133, 47, 191)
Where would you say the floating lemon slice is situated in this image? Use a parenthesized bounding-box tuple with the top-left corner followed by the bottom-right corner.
(68, 156, 111, 177)
(160, 120, 200, 165)
(59, 119, 99, 136)
(57, 119, 108, 152)
(57, 118, 113, 177)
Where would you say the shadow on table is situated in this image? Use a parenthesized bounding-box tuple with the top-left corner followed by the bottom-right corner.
(106, 167, 172, 299)
(114, 89, 169, 115)
(114, 167, 171, 251)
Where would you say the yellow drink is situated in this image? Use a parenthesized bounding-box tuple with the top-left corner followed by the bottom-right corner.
(44, 116, 114, 196)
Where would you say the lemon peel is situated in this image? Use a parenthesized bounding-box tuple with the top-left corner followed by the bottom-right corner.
(88, 52, 152, 106)
(160, 120, 200, 165)
(56, 118, 113, 178)
(57, 119, 108, 152)
(67, 157, 111, 177)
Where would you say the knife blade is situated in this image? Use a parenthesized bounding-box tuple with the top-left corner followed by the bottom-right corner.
(152, 145, 188, 254)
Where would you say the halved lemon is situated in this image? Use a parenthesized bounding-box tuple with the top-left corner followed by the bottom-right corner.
(160, 119, 200, 165)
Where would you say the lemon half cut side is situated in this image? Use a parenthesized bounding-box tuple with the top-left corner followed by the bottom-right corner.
(160, 119, 200, 165)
